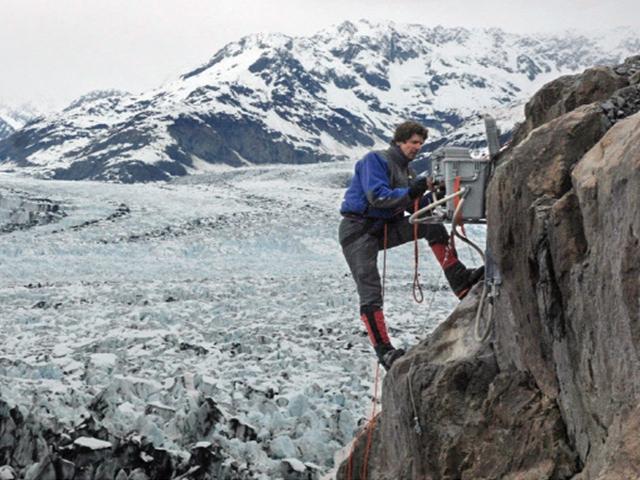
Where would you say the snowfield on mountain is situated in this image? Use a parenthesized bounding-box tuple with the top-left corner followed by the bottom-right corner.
(1, 21, 638, 182)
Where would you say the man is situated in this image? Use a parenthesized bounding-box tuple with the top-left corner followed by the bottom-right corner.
(339, 121, 484, 371)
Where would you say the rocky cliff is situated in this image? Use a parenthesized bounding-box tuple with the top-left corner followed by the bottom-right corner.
(338, 55, 640, 479)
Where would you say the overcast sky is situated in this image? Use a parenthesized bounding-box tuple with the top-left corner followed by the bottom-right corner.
(2, 0, 638, 111)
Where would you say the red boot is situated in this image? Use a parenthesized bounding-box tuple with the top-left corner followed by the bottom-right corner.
(444, 263, 485, 299)
(360, 306, 405, 370)
(430, 242, 484, 299)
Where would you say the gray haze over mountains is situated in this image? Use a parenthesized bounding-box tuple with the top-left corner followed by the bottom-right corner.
(0, 21, 638, 182)
(2, 0, 639, 109)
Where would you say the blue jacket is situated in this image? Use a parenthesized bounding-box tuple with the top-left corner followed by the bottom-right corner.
(340, 145, 417, 220)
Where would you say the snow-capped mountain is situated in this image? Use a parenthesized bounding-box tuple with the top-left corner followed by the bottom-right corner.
(0, 103, 41, 141)
(0, 118, 12, 141)
(1, 21, 638, 182)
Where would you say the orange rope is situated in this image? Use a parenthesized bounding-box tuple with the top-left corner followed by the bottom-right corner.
(361, 363, 381, 479)
(453, 176, 462, 212)
(346, 430, 356, 479)
(346, 436, 354, 478)
(346, 363, 381, 480)
(452, 175, 466, 237)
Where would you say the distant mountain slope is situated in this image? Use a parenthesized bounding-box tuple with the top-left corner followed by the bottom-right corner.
(1, 22, 638, 182)
(0, 103, 40, 141)
(0, 119, 13, 141)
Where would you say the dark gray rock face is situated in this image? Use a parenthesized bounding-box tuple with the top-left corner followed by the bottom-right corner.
(488, 103, 611, 396)
(338, 296, 577, 480)
(338, 55, 640, 479)
(512, 55, 640, 146)
(511, 67, 627, 146)
(562, 113, 640, 478)
(487, 57, 640, 478)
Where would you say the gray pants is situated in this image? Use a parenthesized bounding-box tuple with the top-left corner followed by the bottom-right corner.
(339, 216, 450, 307)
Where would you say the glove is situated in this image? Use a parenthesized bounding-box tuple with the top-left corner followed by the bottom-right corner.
(408, 177, 428, 199)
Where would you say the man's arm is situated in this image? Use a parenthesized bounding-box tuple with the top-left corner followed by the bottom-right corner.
(358, 153, 410, 209)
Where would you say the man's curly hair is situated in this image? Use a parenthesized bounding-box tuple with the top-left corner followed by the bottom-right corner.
(392, 121, 428, 143)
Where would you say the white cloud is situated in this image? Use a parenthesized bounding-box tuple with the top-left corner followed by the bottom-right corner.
(0, 0, 638, 110)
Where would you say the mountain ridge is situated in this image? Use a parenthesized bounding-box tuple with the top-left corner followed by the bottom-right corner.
(1, 21, 638, 182)
(0, 103, 41, 142)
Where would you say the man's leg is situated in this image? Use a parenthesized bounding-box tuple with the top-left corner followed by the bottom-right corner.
(385, 219, 483, 299)
(339, 219, 404, 370)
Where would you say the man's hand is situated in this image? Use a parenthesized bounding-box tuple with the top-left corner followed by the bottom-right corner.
(408, 177, 428, 199)
(427, 176, 435, 192)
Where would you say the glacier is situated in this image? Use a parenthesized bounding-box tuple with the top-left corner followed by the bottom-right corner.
(0, 163, 486, 478)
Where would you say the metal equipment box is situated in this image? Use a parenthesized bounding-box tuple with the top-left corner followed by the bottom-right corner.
(431, 147, 490, 222)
